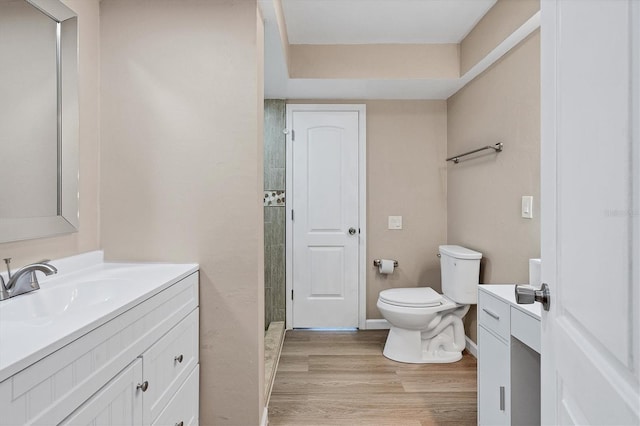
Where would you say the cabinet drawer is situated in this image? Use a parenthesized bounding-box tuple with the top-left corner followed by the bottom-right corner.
(478, 290, 510, 341)
(143, 308, 199, 424)
(511, 307, 541, 353)
(152, 365, 199, 426)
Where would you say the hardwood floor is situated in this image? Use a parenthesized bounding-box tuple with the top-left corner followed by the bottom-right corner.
(268, 330, 477, 426)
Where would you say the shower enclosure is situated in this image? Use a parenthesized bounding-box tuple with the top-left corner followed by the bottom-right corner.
(264, 99, 286, 330)
(263, 100, 286, 399)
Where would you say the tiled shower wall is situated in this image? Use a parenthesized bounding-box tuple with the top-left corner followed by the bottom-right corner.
(264, 100, 286, 328)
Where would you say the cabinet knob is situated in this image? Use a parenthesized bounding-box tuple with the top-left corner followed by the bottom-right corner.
(174, 354, 184, 363)
(175, 422, 184, 426)
(136, 381, 149, 392)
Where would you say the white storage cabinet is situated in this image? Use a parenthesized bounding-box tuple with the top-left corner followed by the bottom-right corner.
(0, 272, 199, 426)
(477, 285, 541, 426)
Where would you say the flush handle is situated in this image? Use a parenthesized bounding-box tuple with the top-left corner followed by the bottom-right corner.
(515, 283, 551, 311)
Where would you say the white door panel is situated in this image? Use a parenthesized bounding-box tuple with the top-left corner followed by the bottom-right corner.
(541, 0, 640, 424)
(309, 247, 344, 297)
(290, 109, 361, 328)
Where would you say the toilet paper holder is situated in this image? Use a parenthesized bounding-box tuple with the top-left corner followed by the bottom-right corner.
(373, 259, 398, 267)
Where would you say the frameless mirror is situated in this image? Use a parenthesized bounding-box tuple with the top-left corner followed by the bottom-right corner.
(0, 0, 78, 243)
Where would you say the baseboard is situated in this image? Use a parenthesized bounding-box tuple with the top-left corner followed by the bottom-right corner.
(465, 336, 477, 358)
(365, 319, 390, 330)
(260, 407, 268, 426)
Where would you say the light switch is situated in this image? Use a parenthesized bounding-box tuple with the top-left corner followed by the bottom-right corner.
(388, 216, 403, 230)
(522, 196, 533, 219)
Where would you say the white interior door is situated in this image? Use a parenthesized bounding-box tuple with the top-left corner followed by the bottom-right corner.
(288, 106, 362, 328)
(541, 0, 639, 424)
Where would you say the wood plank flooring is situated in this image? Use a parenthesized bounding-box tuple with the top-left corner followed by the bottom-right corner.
(268, 330, 477, 426)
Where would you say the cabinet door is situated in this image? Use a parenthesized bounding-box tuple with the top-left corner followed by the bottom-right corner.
(61, 359, 143, 426)
(478, 326, 510, 426)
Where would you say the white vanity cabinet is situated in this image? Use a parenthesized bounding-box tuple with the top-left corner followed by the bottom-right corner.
(477, 285, 541, 426)
(0, 265, 199, 426)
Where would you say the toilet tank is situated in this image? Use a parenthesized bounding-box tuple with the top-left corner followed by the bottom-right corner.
(439, 245, 482, 304)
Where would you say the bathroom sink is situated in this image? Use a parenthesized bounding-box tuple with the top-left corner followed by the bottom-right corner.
(0, 278, 131, 326)
(0, 251, 199, 382)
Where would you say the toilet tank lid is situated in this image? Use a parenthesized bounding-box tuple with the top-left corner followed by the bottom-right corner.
(439, 245, 482, 260)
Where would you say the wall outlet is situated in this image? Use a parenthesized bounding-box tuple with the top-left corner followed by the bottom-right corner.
(388, 216, 403, 230)
(522, 196, 533, 219)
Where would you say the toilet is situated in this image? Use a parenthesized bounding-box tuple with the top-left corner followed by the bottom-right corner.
(377, 245, 481, 363)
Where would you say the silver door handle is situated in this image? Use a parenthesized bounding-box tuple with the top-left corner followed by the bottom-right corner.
(515, 283, 551, 311)
(348, 227, 357, 235)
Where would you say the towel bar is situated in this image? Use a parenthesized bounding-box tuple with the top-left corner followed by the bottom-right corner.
(447, 142, 503, 164)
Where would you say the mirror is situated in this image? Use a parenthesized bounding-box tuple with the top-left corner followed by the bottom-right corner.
(0, 0, 78, 243)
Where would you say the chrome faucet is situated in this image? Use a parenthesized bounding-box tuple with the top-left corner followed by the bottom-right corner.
(0, 258, 58, 301)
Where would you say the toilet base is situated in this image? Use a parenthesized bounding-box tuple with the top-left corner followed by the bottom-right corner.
(382, 325, 464, 364)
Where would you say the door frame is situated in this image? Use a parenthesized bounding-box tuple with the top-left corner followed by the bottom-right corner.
(285, 104, 367, 330)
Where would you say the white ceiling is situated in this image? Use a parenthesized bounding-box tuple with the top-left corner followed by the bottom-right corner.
(259, 0, 541, 100)
(282, 0, 497, 45)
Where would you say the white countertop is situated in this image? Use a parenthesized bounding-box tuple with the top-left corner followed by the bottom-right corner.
(0, 251, 198, 382)
(479, 284, 542, 320)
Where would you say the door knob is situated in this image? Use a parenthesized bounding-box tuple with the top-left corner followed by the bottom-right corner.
(515, 283, 550, 311)
(348, 227, 357, 235)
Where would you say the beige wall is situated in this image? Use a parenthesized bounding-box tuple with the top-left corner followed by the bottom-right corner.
(366, 101, 448, 318)
(460, 0, 539, 75)
(289, 100, 448, 320)
(447, 31, 541, 343)
(100, 1, 264, 425)
(0, 0, 100, 265)
(290, 44, 459, 79)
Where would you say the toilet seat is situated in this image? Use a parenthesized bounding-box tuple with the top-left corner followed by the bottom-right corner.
(378, 287, 443, 308)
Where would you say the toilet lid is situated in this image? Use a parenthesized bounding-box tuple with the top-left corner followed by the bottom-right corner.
(379, 287, 443, 308)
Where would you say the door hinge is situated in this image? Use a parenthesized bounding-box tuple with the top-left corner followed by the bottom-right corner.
(291, 290, 294, 300)
(291, 209, 294, 221)
(291, 129, 295, 141)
